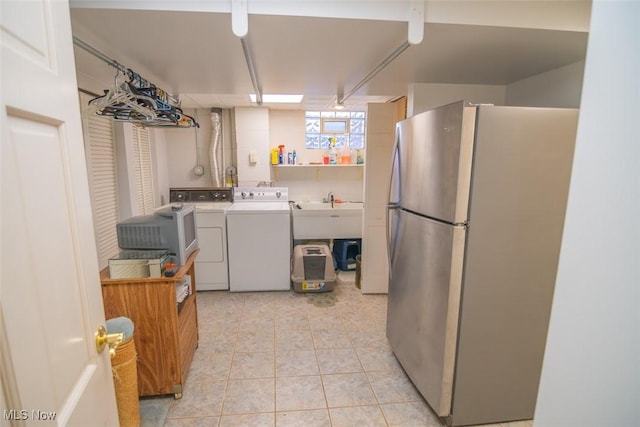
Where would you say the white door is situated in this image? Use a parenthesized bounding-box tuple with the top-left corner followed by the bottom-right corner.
(0, 1, 119, 426)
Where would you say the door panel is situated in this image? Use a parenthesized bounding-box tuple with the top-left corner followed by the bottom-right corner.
(4, 117, 88, 397)
(196, 227, 225, 262)
(386, 209, 465, 416)
(397, 101, 476, 224)
(1, 1, 118, 424)
(194, 262, 229, 286)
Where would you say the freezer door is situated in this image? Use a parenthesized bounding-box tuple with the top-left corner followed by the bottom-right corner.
(386, 209, 466, 417)
(396, 101, 476, 224)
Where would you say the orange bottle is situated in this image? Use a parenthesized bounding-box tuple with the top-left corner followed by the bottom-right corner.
(340, 145, 351, 164)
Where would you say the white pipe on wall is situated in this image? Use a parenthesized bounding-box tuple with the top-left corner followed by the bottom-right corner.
(210, 108, 223, 186)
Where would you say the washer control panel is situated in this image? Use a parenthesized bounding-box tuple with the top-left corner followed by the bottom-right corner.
(234, 187, 288, 202)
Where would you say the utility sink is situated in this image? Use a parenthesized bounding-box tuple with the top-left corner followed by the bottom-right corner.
(295, 201, 363, 210)
(292, 202, 363, 239)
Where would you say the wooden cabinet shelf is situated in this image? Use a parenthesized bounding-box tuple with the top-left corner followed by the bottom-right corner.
(100, 249, 200, 399)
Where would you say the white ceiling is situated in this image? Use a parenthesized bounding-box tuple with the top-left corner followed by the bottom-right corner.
(69, 7, 588, 111)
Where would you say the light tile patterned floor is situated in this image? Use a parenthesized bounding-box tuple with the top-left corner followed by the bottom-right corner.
(139, 272, 534, 427)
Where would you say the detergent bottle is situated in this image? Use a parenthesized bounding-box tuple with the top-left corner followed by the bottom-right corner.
(328, 137, 337, 165)
(278, 145, 285, 164)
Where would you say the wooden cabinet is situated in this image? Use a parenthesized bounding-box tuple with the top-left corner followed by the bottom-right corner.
(100, 249, 200, 399)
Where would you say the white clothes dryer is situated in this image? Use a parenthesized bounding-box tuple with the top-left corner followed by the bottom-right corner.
(169, 187, 232, 291)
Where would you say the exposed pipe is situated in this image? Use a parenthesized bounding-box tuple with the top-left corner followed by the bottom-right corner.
(338, 40, 411, 105)
(240, 37, 263, 106)
(73, 36, 179, 106)
(220, 109, 226, 184)
(73, 36, 127, 74)
(193, 109, 204, 176)
(210, 108, 223, 187)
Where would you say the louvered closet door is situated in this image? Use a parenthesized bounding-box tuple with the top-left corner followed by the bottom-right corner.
(80, 92, 120, 269)
(132, 124, 155, 215)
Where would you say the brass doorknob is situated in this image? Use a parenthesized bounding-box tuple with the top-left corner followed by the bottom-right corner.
(95, 325, 125, 357)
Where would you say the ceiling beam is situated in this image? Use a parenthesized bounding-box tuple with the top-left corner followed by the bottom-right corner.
(231, 0, 248, 37)
(240, 37, 262, 106)
(338, 40, 411, 106)
(408, 0, 424, 44)
(69, 1, 590, 32)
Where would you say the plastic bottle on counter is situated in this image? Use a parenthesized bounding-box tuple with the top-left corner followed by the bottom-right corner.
(278, 145, 285, 164)
(292, 150, 297, 165)
(340, 145, 351, 164)
(271, 148, 279, 165)
(323, 149, 330, 164)
(225, 165, 236, 187)
(329, 138, 338, 165)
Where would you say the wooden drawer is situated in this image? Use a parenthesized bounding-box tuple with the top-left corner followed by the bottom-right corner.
(178, 294, 198, 379)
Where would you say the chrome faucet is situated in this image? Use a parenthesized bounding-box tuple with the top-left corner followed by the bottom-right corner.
(324, 191, 335, 207)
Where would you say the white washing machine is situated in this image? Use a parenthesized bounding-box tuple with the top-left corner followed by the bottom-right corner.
(226, 187, 291, 292)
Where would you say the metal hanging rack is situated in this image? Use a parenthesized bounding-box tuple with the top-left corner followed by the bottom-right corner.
(73, 37, 197, 128)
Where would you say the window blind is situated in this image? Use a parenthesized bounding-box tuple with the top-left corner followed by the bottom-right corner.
(132, 124, 155, 215)
(80, 93, 120, 269)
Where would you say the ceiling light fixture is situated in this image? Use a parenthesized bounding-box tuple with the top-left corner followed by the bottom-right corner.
(334, 102, 345, 110)
(250, 94, 304, 103)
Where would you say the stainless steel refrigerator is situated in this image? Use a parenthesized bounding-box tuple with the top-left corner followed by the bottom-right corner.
(386, 101, 578, 426)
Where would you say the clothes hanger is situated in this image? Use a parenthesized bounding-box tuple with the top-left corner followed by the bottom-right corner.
(85, 69, 129, 116)
(86, 66, 199, 128)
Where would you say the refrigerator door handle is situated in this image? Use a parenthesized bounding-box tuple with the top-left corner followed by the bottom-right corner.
(386, 204, 401, 277)
(387, 127, 402, 207)
(386, 130, 402, 276)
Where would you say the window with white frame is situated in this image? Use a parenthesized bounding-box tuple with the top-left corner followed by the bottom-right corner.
(305, 111, 366, 149)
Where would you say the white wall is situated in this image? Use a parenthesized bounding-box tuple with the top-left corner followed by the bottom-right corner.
(506, 61, 585, 108)
(269, 109, 307, 165)
(234, 107, 271, 186)
(407, 83, 506, 116)
(275, 166, 364, 203)
(534, 1, 640, 425)
(164, 108, 234, 189)
(408, 63, 585, 115)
